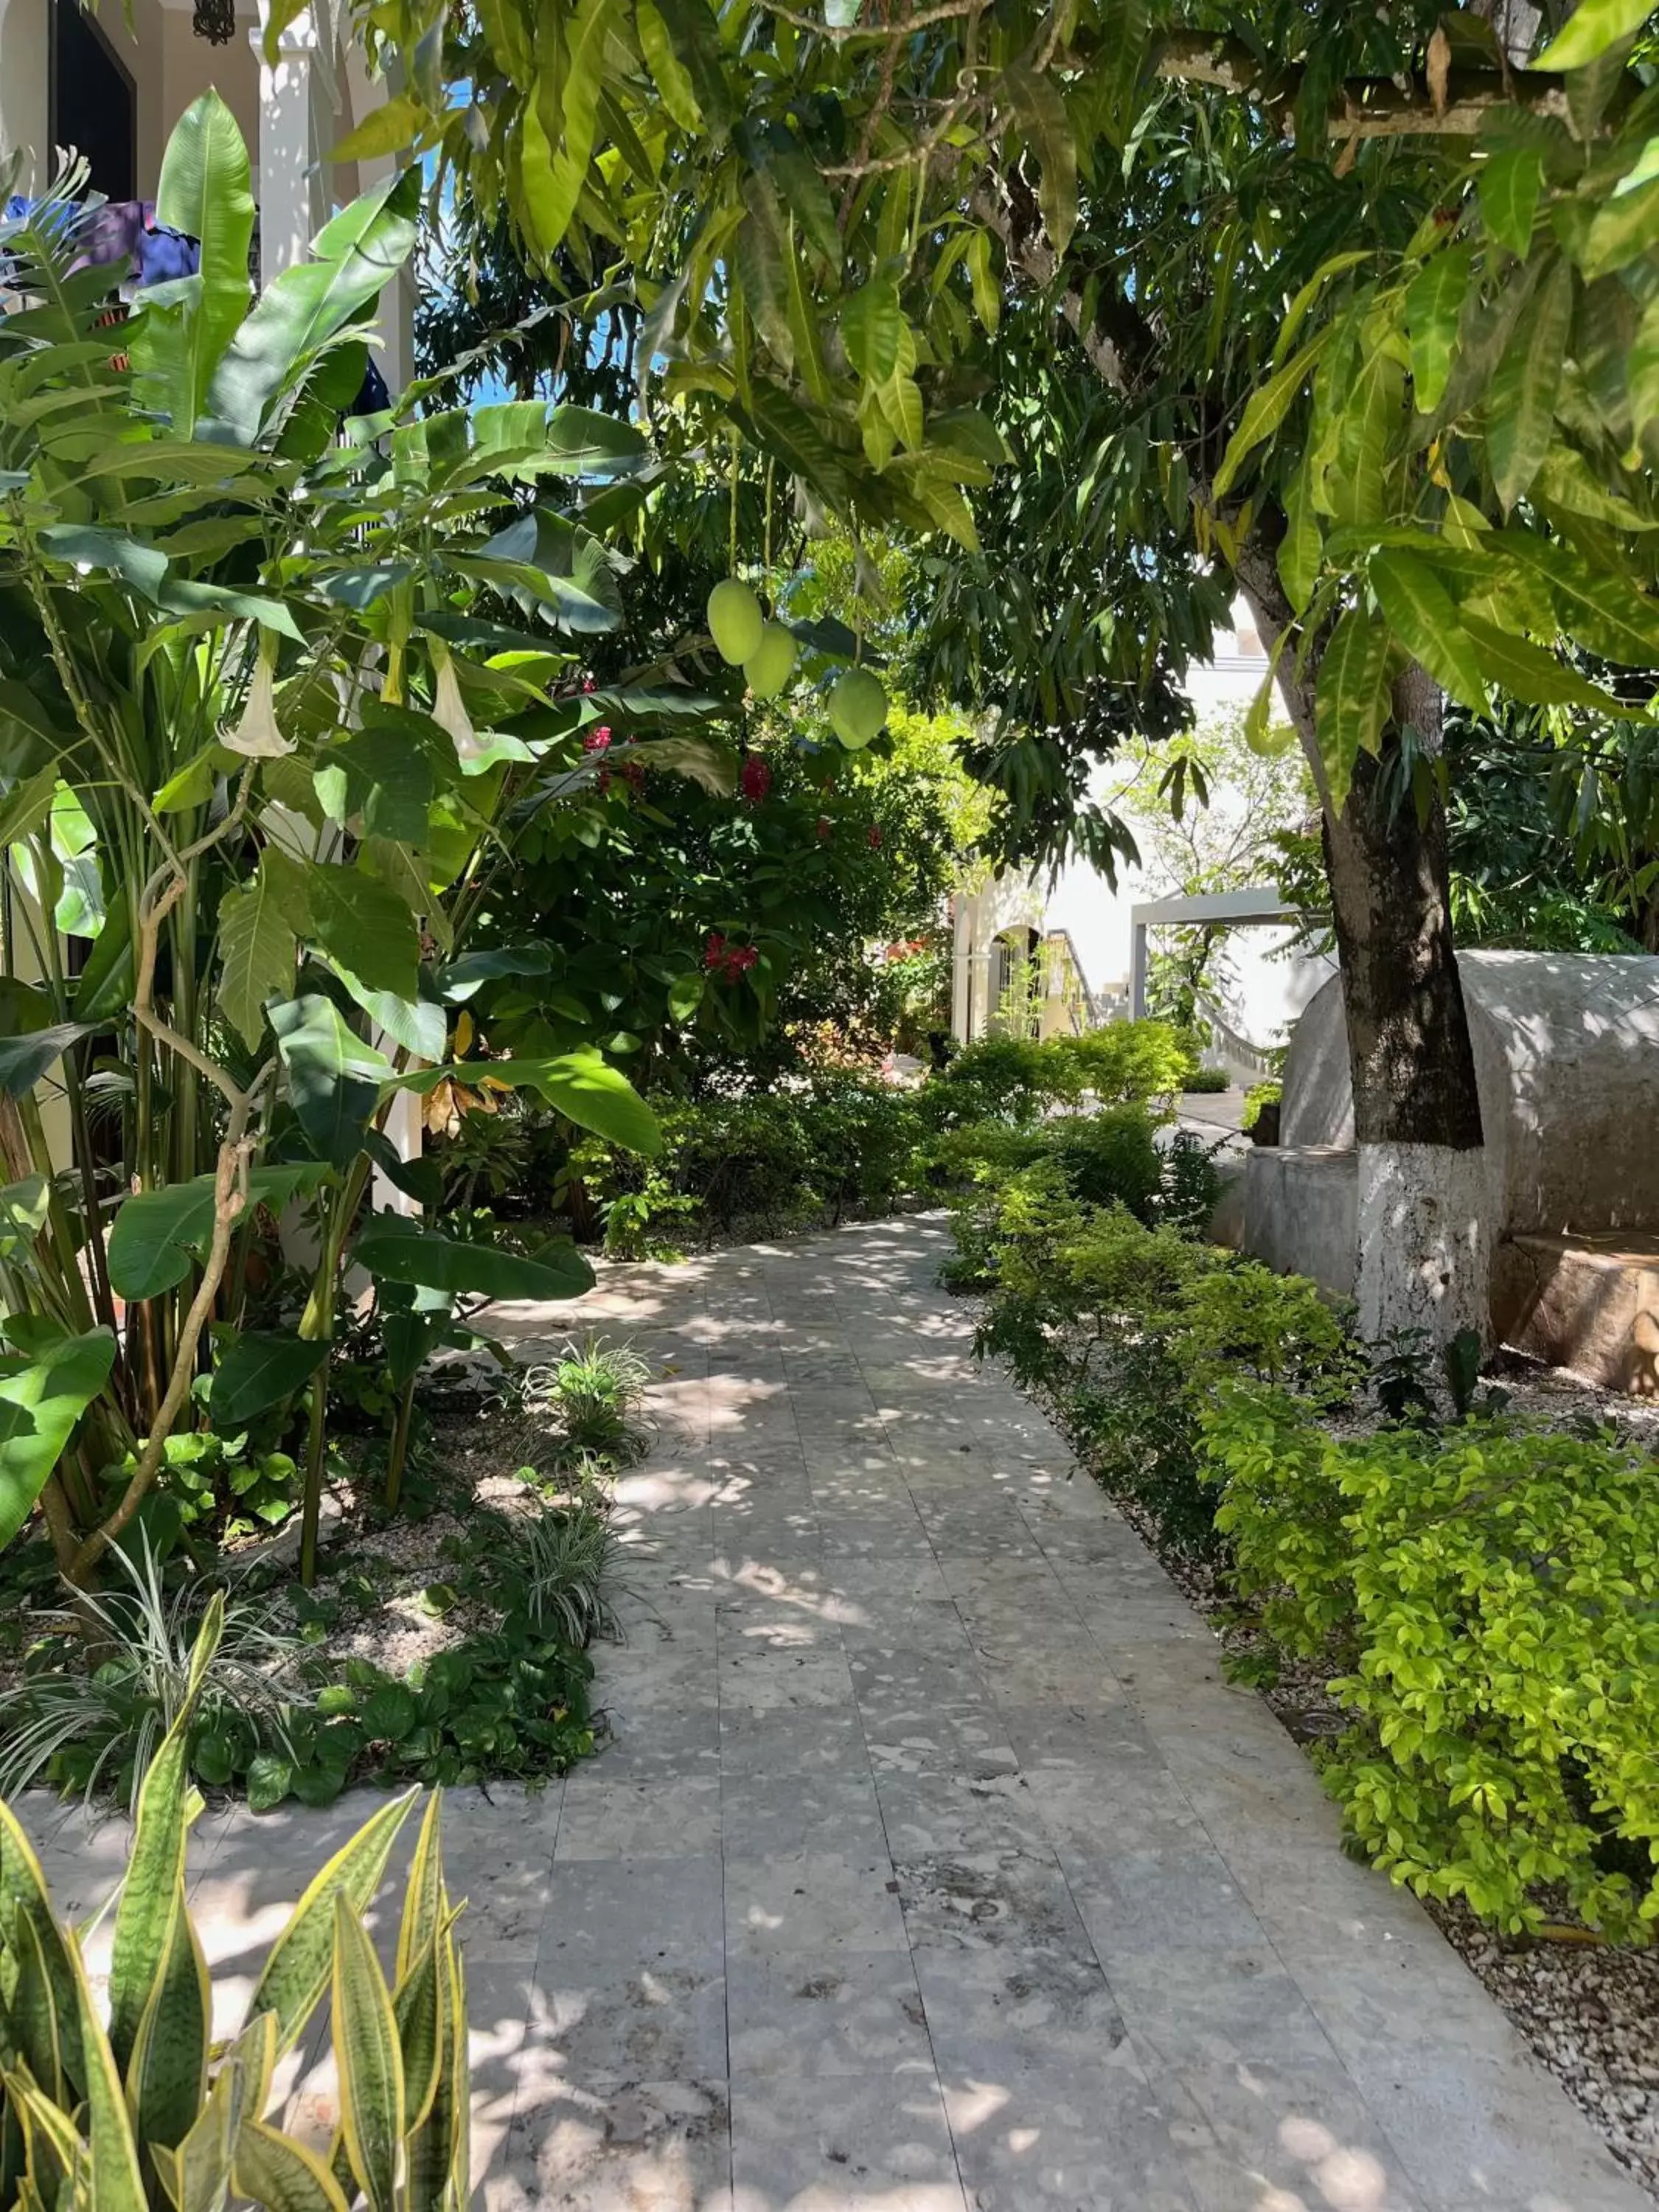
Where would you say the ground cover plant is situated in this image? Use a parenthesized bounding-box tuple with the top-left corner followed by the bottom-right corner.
(950, 1177, 1659, 1949)
(0, 1329, 646, 1811)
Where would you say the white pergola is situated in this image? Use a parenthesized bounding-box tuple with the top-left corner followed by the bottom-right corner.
(1128, 885, 1302, 1019)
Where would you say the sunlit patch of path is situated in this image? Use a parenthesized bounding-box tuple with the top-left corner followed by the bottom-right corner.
(25, 1218, 1652, 2211)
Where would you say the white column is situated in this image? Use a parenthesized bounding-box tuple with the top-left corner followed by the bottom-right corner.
(253, 3, 324, 285)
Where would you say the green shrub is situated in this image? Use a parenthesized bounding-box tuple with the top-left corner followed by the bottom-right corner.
(1182, 1065, 1231, 1093)
(0, 1599, 471, 2212)
(955, 1183, 1356, 1558)
(1047, 1020, 1195, 1106)
(576, 1075, 929, 1253)
(1203, 1394, 1659, 1941)
(924, 1020, 1193, 1130)
(924, 1034, 1054, 1127)
(1240, 1078, 1283, 1133)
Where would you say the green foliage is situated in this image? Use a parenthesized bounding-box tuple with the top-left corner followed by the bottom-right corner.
(0, 1602, 470, 2212)
(953, 1179, 1357, 1556)
(925, 1020, 1192, 1130)
(522, 1338, 653, 1467)
(1203, 1397, 1659, 1942)
(1181, 1066, 1231, 1093)
(0, 1541, 296, 1812)
(577, 1076, 931, 1255)
(1240, 1079, 1282, 1133)
(0, 105, 702, 1589)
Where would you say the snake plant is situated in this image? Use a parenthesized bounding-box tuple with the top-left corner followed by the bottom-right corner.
(0, 1592, 471, 2210)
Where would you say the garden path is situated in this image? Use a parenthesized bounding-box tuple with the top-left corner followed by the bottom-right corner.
(24, 1216, 1652, 2212)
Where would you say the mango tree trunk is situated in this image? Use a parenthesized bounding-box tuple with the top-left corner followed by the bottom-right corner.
(1240, 566, 1491, 1350)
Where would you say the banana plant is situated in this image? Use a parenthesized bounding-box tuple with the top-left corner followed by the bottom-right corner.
(0, 94, 734, 1585)
(0, 1593, 470, 2211)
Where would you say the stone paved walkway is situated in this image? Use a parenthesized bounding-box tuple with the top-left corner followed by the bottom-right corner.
(24, 1217, 1654, 2211)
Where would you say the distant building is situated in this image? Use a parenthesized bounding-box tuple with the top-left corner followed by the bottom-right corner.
(950, 608, 1336, 1062)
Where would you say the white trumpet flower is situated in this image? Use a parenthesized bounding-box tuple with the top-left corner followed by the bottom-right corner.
(431, 643, 488, 766)
(223, 636, 296, 759)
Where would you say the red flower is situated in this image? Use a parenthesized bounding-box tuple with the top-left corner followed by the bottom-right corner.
(815, 815, 832, 841)
(740, 755, 772, 804)
(867, 824, 883, 849)
(703, 932, 726, 970)
(581, 675, 597, 694)
(597, 769, 612, 795)
(622, 758, 646, 794)
(704, 931, 758, 981)
(583, 725, 612, 754)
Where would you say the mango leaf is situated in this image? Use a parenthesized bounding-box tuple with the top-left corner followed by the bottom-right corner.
(1213, 327, 1335, 501)
(271, 996, 393, 1169)
(218, 874, 296, 1049)
(1461, 616, 1636, 709)
(1314, 609, 1392, 814)
(1503, 531, 1659, 663)
(1404, 247, 1470, 414)
(1583, 173, 1659, 278)
(353, 1220, 594, 1300)
(1370, 549, 1488, 712)
(330, 91, 428, 162)
(1536, 0, 1651, 70)
(1486, 257, 1573, 509)
(1478, 145, 1543, 258)
(1006, 65, 1077, 258)
(0, 1325, 117, 1549)
(211, 1333, 329, 1425)
(841, 279, 906, 385)
(637, 0, 703, 130)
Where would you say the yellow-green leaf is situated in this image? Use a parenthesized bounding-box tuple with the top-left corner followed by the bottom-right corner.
(124, 1875, 210, 2160)
(1536, 0, 1650, 72)
(1005, 65, 1077, 257)
(246, 1790, 418, 2056)
(396, 1792, 446, 1989)
(1486, 256, 1571, 509)
(1213, 327, 1335, 501)
(1461, 615, 1638, 710)
(1370, 548, 1488, 712)
(1404, 247, 1470, 414)
(636, 0, 702, 131)
(1478, 146, 1543, 258)
(233, 2121, 351, 2212)
(330, 94, 427, 164)
(332, 1896, 405, 2212)
(1315, 609, 1393, 814)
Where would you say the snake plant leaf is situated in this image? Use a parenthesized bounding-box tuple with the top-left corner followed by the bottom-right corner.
(232, 2119, 352, 2212)
(331, 1895, 404, 2212)
(124, 1874, 211, 2160)
(246, 1790, 419, 2056)
(108, 1591, 223, 2072)
(396, 1790, 446, 1988)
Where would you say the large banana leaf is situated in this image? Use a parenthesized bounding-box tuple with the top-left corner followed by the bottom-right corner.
(209, 170, 421, 445)
(0, 1325, 116, 1551)
(127, 91, 254, 439)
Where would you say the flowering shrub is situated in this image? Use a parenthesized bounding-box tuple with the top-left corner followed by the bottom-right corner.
(1203, 1395, 1659, 1942)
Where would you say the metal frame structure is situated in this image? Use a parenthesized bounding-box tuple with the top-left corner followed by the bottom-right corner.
(1128, 885, 1303, 1019)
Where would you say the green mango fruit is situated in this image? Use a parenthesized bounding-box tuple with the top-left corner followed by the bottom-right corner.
(828, 668, 888, 750)
(708, 579, 764, 666)
(744, 622, 797, 699)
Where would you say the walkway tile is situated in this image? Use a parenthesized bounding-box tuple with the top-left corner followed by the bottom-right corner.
(21, 1217, 1657, 2211)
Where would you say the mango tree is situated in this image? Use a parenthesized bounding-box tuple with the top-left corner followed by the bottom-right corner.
(339, 0, 1659, 1344)
(0, 95, 730, 1586)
